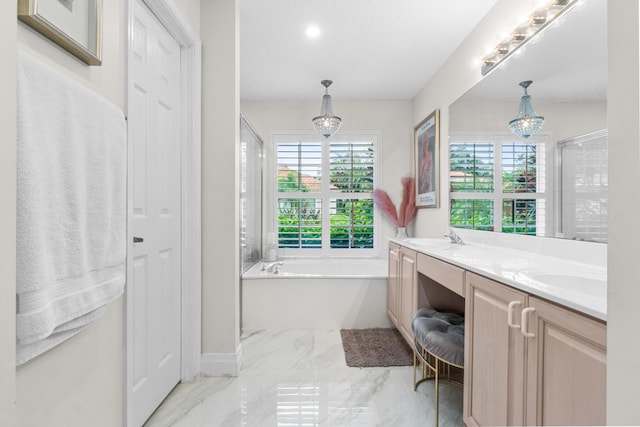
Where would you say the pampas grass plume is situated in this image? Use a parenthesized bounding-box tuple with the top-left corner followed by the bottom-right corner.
(373, 176, 417, 228)
(373, 189, 399, 226)
(400, 176, 416, 227)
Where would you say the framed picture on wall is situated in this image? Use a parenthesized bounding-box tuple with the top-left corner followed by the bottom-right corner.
(414, 109, 440, 208)
(18, 0, 103, 66)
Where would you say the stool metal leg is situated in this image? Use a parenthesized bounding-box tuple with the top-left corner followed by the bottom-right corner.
(412, 341, 464, 427)
(434, 358, 440, 427)
(413, 348, 422, 391)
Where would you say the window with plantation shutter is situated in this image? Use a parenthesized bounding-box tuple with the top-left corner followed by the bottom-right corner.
(274, 133, 379, 257)
(277, 142, 322, 192)
(330, 142, 374, 193)
(450, 142, 494, 192)
(449, 133, 547, 236)
(450, 199, 494, 231)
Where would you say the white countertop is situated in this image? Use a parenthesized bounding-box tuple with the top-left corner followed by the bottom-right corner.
(390, 235, 607, 321)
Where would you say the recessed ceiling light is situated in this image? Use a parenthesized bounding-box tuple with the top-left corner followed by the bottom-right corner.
(306, 26, 320, 38)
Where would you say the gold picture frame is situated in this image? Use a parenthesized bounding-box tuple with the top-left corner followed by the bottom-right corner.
(415, 109, 440, 208)
(18, 0, 103, 66)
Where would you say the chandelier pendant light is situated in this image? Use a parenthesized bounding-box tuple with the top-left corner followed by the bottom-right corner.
(508, 80, 544, 139)
(312, 80, 342, 138)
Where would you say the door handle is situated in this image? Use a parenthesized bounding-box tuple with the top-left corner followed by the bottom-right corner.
(133, 237, 144, 243)
(507, 301, 521, 329)
(521, 307, 536, 338)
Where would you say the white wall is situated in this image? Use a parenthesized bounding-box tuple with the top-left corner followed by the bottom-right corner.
(17, 4, 125, 105)
(0, 2, 17, 426)
(606, 1, 640, 424)
(200, 0, 242, 372)
(172, 0, 201, 35)
(241, 100, 414, 242)
(450, 99, 607, 142)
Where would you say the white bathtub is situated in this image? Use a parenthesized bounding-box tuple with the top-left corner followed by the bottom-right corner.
(241, 258, 392, 330)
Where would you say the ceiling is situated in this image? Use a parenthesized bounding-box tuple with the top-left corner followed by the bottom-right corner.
(239, 0, 499, 101)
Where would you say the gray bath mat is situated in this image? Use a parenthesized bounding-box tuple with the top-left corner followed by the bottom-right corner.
(340, 328, 413, 367)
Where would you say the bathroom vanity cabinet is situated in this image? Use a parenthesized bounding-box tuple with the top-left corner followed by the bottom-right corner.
(387, 241, 607, 426)
(463, 272, 527, 426)
(464, 272, 606, 426)
(524, 295, 606, 426)
(388, 244, 465, 346)
(387, 242, 417, 344)
(387, 243, 400, 326)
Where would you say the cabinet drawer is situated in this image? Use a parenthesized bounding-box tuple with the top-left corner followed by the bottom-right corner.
(417, 253, 465, 296)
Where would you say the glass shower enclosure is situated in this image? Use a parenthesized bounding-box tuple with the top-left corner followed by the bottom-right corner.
(240, 113, 263, 274)
(557, 129, 608, 242)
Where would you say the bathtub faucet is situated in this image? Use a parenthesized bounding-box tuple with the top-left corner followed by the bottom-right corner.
(261, 261, 283, 273)
(444, 227, 465, 245)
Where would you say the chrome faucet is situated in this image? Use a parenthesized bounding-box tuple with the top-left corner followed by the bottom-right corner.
(444, 228, 465, 245)
(261, 261, 283, 273)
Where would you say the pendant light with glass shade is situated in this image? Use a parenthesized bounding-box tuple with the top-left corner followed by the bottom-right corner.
(312, 80, 342, 138)
(508, 80, 545, 139)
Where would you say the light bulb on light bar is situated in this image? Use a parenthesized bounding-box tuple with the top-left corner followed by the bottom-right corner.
(480, 0, 580, 76)
(511, 31, 527, 42)
(531, 14, 547, 25)
(495, 45, 509, 55)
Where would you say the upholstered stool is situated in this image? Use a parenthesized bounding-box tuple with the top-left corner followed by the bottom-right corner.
(412, 307, 464, 427)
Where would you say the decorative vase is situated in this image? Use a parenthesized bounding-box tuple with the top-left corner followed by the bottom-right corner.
(396, 227, 408, 238)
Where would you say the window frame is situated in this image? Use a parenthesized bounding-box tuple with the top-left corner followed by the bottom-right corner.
(270, 131, 382, 258)
(449, 131, 553, 236)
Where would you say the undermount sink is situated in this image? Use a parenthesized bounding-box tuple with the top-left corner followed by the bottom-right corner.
(519, 271, 606, 298)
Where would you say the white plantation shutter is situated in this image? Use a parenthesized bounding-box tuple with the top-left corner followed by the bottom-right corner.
(329, 141, 375, 248)
(329, 198, 375, 249)
(449, 199, 495, 231)
(276, 141, 323, 249)
(329, 141, 374, 193)
(274, 134, 379, 257)
(502, 142, 540, 193)
(277, 198, 322, 249)
(501, 141, 546, 235)
(450, 142, 494, 193)
(277, 142, 322, 192)
(449, 133, 548, 236)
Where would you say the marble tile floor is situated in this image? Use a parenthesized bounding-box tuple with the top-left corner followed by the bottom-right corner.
(145, 329, 463, 427)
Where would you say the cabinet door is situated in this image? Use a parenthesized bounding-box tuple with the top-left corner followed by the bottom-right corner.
(398, 248, 417, 345)
(464, 272, 528, 427)
(525, 296, 606, 426)
(387, 243, 400, 326)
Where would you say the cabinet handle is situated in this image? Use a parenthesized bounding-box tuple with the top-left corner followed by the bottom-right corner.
(507, 301, 521, 329)
(521, 307, 536, 338)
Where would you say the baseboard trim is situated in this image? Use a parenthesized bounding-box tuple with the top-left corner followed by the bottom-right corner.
(200, 345, 242, 377)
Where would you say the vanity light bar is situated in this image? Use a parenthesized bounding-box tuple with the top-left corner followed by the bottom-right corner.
(480, 0, 580, 76)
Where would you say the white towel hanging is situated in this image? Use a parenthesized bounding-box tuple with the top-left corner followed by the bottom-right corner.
(16, 50, 127, 365)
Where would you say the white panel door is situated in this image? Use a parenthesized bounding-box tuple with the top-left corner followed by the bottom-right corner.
(129, 1, 182, 425)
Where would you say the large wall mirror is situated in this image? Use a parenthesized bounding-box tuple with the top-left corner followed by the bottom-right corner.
(449, 0, 607, 242)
